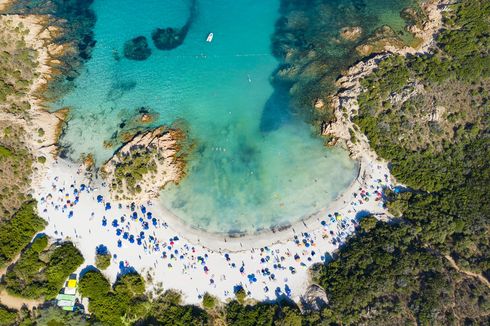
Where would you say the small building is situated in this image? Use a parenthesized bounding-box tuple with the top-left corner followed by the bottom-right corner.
(56, 274, 79, 311)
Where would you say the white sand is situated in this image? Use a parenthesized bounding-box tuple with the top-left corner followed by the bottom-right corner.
(35, 155, 393, 305)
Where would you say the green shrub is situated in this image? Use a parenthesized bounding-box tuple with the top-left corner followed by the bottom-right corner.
(0, 201, 46, 267)
(202, 292, 216, 310)
(95, 253, 111, 270)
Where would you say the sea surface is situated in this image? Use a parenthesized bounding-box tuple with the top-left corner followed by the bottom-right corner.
(55, 0, 412, 233)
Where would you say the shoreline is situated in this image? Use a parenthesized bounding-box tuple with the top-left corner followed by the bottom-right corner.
(150, 153, 383, 253)
(1, 0, 446, 305)
(35, 155, 391, 304)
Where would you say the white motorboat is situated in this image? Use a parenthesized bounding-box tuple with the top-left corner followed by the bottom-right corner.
(206, 32, 214, 42)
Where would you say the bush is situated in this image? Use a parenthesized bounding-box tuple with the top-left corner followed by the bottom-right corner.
(0, 305, 17, 326)
(95, 253, 111, 270)
(3, 240, 83, 299)
(202, 292, 216, 310)
(0, 201, 46, 267)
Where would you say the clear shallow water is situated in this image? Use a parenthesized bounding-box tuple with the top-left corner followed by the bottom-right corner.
(56, 0, 409, 233)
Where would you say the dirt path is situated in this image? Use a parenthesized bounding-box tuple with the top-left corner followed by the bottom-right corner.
(445, 254, 490, 288)
(0, 290, 43, 310)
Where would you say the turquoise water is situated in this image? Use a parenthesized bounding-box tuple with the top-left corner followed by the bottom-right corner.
(56, 0, 412, 233)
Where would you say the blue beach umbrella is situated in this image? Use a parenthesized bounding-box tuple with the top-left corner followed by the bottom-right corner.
(105, 202, 111, 210)
(116, 228, 122, 236)
(123, 232, 129, 240)
(117, 240, 122, 248)
(112, 219, 118, 227)
(141, 205, 146, 214)
(68, 211, 73, 218)
(97, 195, 103, 203)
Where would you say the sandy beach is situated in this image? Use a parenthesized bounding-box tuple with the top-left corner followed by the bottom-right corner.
(35, 154, 392, 304)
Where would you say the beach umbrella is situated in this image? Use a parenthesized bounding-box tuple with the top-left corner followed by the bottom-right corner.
(68, 211, 73, 218)
(123, 232, 129, 239)
(117, 240, 122, 248)
(97, 195, 103, 203)
(147, 212, 153, 220)
(152, 218, 157, 226)
(141, 206, 146, 214)
(105, 203, 111, 210)
(112, 219, 118, 227)
(102, 218, 107, 227)
(129, 235, 135, 243)
(116, 228, 122, 236)
(132, 212, 138, 220)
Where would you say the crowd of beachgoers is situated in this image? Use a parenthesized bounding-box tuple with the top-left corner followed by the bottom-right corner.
(36, 157, 393, 304)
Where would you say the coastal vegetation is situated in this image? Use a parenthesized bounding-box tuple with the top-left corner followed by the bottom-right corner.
(102, 127, 185, 201)
(0, 201, 45, 268)
(95, 245, 111, 270)
(3, 0, 97, 101)
(0, 16, 38, 219)
(316, 0, 490, 324)
(3, 236, 84, 299)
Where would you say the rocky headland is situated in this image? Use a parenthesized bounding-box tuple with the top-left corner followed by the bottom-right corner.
(101, 126, 186, 203)
(0, 12, 74, 198)
(321, 0, 445, 163)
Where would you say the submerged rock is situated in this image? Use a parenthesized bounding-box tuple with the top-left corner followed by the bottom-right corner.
(340, 26, 363, 41)
(123, 36, 151, 61)
(151, 27, 188, 51)
(151, 0, 196, 51)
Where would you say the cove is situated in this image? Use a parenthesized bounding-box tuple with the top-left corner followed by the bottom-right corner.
(54, 0, 408, 234)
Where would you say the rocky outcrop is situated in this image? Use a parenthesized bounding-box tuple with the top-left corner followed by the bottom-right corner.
(323, 0, 445, 160)
(340, 26, 363, 41)
(102, 126, 185, 203)
(300, 284, 328, 312)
